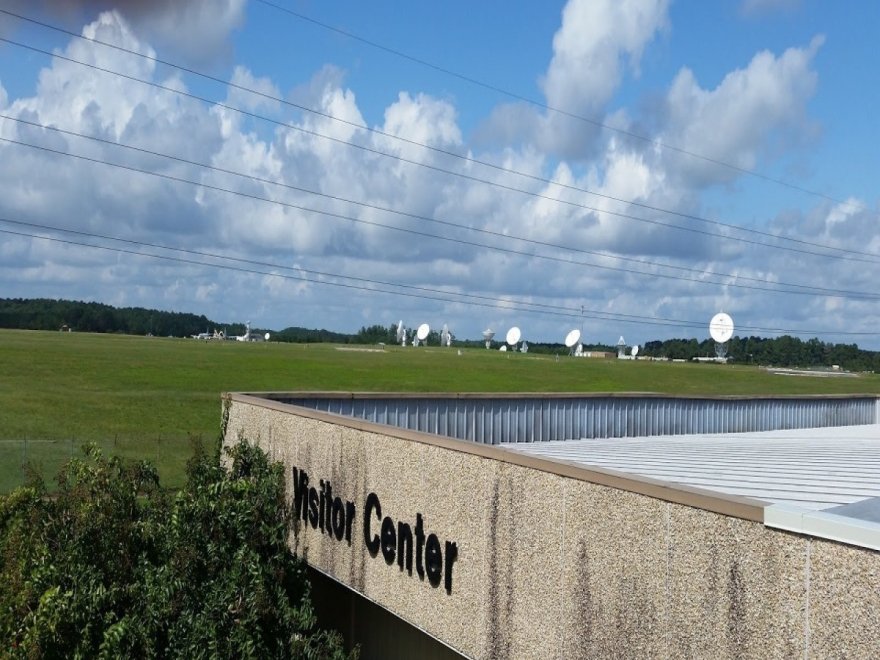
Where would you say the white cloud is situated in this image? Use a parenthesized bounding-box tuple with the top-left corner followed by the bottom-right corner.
(4, 0, 246, 64)
(483, 0, 670, 159)
(0, 5, 877, 347)
(658, 36, 823, 188)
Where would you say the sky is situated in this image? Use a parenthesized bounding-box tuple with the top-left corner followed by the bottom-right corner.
(0, 0, 878, 348)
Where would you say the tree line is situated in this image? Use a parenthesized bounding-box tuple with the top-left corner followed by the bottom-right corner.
(641, 336, 879, 372)
(2, 298, 877, 370)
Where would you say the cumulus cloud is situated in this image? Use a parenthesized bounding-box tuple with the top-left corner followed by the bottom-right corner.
(1, 0, 246, 64)
(483, 0, 669, 160)
(0, 1, 876, 346)
(657, 36, 824, 189)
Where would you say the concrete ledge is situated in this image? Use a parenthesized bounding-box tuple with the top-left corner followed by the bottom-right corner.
(765, 503, 880, 551)
(227, 392, 767, 522)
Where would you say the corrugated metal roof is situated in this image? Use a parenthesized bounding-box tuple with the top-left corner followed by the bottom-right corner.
(500, 424, 880, 511)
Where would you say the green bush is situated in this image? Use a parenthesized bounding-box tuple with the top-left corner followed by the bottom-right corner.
(0, 438, 351, 659)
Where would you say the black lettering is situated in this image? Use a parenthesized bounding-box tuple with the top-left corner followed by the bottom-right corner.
(345, 501, 355, 544)
(425, 533, 442, 587)
(397, 521, 413, 574)
(381, 517, 396, 565)
(415, 513, 425, 578)
(319, 480, 326, 532)
(325, 482, 334, 534)
(331, 497, 345, 541)
(292, 467, 309, 522)
(363, 492, 381, 555)
(308, 487, 319, 528)
(444, 541, 458, 594)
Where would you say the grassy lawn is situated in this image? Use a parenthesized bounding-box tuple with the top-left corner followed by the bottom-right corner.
(2, 328, 878, 492)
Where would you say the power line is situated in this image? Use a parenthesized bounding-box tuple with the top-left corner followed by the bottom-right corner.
(2, 222, 874, 338)
(4, 114, 878, 301)
(4, 134, 880, 303)
(0, 20, 875, 263)
(253, 0, 861, 212)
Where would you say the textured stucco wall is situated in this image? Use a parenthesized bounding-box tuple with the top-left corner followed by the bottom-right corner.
(225, 396, 880, 660)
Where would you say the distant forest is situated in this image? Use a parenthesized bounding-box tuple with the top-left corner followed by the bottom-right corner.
(1, 298, 878, 371)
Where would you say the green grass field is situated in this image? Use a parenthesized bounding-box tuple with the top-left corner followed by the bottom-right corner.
(2, 328, 878, 492)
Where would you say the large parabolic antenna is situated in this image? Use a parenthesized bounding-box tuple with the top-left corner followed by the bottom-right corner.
(482, 328, 495, 349)
(631, 344, 639, 358)
(417, 323, 430, 342)
(396, 320, 406, 346)
(709, 312, 734, 359)
(440, 324, 451, 347)
(506, 326, 521, 347)
(709, 313, 734, 343)
(564, 329, 581, 355)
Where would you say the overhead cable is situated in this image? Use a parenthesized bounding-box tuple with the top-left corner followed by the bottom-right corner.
(2, 223, 874, 337)
(4, 134, 879, 303)
(4, 114, 879, 300)
(0, 23, 875, 262)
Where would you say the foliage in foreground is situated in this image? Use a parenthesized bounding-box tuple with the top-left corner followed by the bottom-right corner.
(0, 438, 351, 659)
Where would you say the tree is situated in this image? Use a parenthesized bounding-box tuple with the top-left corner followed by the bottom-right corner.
(0, 438, 352, 659)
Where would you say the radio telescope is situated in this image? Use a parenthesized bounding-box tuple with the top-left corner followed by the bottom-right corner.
(631, 345, 639, 358)
(482, 328, 495, 349)
(564, 329, 581, 356)
(440, 324, 452, 347)
(396, 320, 406, 346)
(414, 323, 430, 347)
(506, 326, 521, 351)
(617, 336, 627, 359)
(709, 312, 734, 359)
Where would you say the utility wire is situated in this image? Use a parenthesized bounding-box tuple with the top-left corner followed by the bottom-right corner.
(4, 134, 880, 303)
(2, 222, 874, 337)
(253, 0, 861, 212)
(0, 22, 875, 262)
(4, 114, 878, 300)
(0, 225, 701, 328)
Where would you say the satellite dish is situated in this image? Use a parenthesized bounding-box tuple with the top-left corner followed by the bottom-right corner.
(564, 329, 581, 348)
(416, 323, 430, 341)
(440, 323, 451, 347)
(709, 312, 734, 343)
(631, 345, 639, 357)
(506, 326, 521, 346)
(482, 328, 495, 349)
(396, 320, 406, 345)
(264, 332, 270, 341)
(499, 345, 508, 352)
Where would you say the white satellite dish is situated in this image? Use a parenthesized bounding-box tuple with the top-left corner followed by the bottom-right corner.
(631, 344, 639, 357)
(264, 332, 270, 341)
(499, 345, 508, 352)
(482, 328, 495, 349)
(396, 320, 406, 345)
(440, 323, 451, 347)
(506, 326, 521, 346)
(564, 329, 581, 348)
(709, 313, 734, 343)
(416, 323, 430, 341)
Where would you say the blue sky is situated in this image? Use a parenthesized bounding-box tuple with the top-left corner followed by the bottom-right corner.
(0, 0, 878, 348)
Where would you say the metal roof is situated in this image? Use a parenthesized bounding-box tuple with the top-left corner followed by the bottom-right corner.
(500, 424, 880, 512)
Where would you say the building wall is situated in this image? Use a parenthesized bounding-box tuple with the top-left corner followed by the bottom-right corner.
(225, 395, 880, 659)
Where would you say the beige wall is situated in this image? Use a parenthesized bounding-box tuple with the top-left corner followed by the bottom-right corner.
(225, 395, 880, 660)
